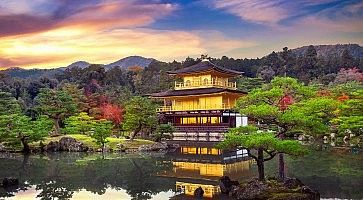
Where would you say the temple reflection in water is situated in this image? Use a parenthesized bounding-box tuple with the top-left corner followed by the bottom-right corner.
(160, 141, 254, 198)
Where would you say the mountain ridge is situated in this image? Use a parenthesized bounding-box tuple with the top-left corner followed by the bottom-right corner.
(105, 56, 155, 69)
(1, 44, 362, 79)
(290, 44, 362, 58)
(66, 56, 155, 70)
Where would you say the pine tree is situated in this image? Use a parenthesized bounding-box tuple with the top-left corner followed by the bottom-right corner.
(35, 88, 77, 136)
(0, 92, 21, 115)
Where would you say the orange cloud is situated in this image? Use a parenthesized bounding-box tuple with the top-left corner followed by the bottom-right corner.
(59, 1, 178, 30)
(0, 1, 258, 69)
(0, 1, 178, 38)
(210, 0, 289, 24)
(0, 27, 255, 69)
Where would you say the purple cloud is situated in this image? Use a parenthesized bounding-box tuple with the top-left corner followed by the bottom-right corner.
(0, 1, 177, 37)
(0, 14, 57, 37)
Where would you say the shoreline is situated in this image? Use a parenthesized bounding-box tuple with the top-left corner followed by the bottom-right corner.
(0, 135, 168, 154)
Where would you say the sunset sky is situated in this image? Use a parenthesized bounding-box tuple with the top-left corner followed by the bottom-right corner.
(0, 0, 362, 69)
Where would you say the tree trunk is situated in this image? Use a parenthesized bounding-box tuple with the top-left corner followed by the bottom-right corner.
(277, 132, 286, 181)
(53, 118, 61, 136)
(20, 137, 30, 153)
(278, 153, 285, 181)
(130, 125, 142, 141)
(102, 142, 105, 159)
(257, 148, 265, 181)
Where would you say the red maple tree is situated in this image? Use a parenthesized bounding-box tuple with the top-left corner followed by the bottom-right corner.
(335, 67, 363, 84)
(337, 93, 349, 102)
(317, 90, 331, 97)
(100, 103, 123, 125)
(278, 94, 294, 111)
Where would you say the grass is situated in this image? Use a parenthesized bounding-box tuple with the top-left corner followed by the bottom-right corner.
(107, 137, 154, 149)
(30, 134, 155, 150)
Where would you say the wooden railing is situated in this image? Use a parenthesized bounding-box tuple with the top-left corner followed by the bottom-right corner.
(156, 103, 233, 112)
(173, 125, 229, 132)
(174, 79, 237, 90)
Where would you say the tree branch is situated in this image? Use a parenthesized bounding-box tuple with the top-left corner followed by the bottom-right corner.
(263, 149, 277, 161)
(246, 149, 258, 161)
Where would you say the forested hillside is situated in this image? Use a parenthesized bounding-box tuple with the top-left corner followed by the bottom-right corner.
(0, 44, 362, 111)
(0, 44, 362, 150)
(0, 45, 363, 104)
(2, 44, 362, 82)
(291, 44, 363, 58)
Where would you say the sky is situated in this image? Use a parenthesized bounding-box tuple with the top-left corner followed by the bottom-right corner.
(0, 0, 362, 69)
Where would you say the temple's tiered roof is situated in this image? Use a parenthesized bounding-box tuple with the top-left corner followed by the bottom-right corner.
(151, 87, 246, 98)
(167, 60, 243, 76)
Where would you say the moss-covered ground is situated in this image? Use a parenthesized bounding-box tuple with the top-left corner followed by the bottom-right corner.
(29, 134, 155, 151)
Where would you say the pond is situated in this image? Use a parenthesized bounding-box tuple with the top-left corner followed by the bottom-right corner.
(0, 143, 362, 200)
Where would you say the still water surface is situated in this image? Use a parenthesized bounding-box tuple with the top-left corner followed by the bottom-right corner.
(0, 144, 362, 200)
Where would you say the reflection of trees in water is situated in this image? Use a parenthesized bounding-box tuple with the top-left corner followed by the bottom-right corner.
(3, 150, 360, 199)
(0, 153, 174, 200)
(36, 181, 74, 200)
(0, 154, 31, 198)
(123, 158, 173, 200)
(0, 183, 30, 199)
(264, 150, 363, 199)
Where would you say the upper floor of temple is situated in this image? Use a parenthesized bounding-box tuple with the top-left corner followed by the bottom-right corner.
(150, 60, 245, 112)
(167, 59, 242, 90)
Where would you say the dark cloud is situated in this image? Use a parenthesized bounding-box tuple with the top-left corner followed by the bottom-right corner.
(0, 0, 100, 37)
(0, 1, 176, 37)
(51, 0, 100, 19)
(0, 58, 15, 68)
(0, 56, 66, 69)
(0, 14, 57, 37)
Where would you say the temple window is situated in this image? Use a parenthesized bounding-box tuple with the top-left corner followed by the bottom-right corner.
(185, 80, 191, 86)
(203, 78, 209, 85)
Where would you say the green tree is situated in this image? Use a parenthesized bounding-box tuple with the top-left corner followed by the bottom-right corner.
(334, 68, 363, 84)
(237, 77, 338, 180)
(263, 51, 283, 76)
(257, 66, 275, 82)
(294, 45, 322, 82)
(217, 126, 306, 181)
(238, 77, 316, 136)
(237, 77, 264, 92)
(91, 120, 113, 150)
(61, 83, 89, 112)
(331, 83, 363, 135)
(0, 114, 52, 153)
(283, 97, 339, 135)
(0, 92, 21, 115)
(123, 96, 157, 140)
(152, 124, 175, 142)
(35, 88, 77, 136)
(340, 48, 354, 68)
(182, 57, 198, 67)
(81, 64, 106, 87)
(104, 85, 133, 107)
(280, 47, 298, 77)
(63, 112, 96, 135)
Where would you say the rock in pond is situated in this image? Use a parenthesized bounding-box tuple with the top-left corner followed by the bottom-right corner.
(219, 176, 239, 194)
(1, 178, 19, 188)
(44, 137, 89, 152)
(138, 142, 168, 152)
(231, 178, 320, 200)
(116, 143, 126, 152)
(283, 177, 304, 189)
(0, 143, 7, 152)
(301, 186, 320, 199)
(297, 134, 306, 141)
(233, 179, 268, 200)
(194, 186, 204, 198)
